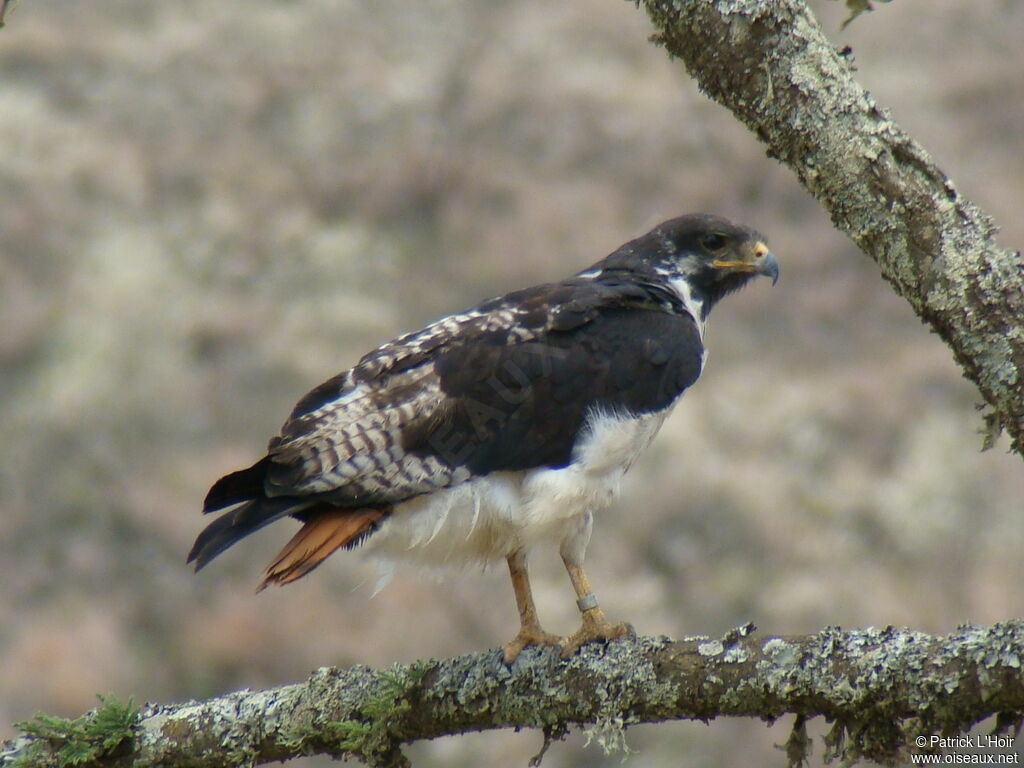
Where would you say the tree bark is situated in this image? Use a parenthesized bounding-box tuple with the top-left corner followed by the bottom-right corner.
(4, 623, 1024, 768)
(641, 0, 1024, 455)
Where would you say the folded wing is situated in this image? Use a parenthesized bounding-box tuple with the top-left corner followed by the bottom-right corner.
(189, 274, 704, 577)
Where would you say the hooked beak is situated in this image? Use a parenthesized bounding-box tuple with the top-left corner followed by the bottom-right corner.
(754, 244, 780, 285)
(712, 241, 779, 286)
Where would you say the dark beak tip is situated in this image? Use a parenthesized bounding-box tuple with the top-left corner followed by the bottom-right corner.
(759, 252, 780, 286)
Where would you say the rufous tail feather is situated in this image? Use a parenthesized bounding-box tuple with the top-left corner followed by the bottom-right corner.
(257, 508, 385, 590)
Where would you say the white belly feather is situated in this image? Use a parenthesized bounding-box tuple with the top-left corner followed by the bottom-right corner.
(364, 406, 674, 569)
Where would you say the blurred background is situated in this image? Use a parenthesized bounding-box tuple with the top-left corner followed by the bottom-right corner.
(2, 0, 1023, 765)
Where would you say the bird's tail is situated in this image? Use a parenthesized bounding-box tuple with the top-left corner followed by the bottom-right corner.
(189, 456, 387, 586)
(187, 494, 314, 572)
(257, 507, 386, 590)
(188, 457, 305, 570)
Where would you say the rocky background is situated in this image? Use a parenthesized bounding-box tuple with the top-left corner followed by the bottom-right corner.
(2, 1, 1023, 765)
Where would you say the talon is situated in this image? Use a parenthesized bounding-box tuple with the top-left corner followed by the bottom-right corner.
(559, 609, 634, 658)
(503, 626, 562, 664)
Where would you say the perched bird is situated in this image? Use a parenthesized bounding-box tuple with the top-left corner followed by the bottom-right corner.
(189, 213, 778, 662)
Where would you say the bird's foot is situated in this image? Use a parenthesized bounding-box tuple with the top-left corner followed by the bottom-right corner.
(502, 624, 562, 664)
(559, 608, 634, 658)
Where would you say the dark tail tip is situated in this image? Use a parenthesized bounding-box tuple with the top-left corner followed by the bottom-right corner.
(189, 495, 308, 571)
(187, 510, 240, 570)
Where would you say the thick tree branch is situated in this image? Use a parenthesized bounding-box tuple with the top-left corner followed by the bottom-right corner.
(5, 623, 1024, 767)
(641, 0, 1024, 455)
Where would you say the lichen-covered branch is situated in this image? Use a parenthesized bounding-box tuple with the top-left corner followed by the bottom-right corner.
(5, 623, 1024, 767)
(640, 0, 1024, 455)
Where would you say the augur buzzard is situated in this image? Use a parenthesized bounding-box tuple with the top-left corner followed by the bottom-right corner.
(189, 213, 778, 662)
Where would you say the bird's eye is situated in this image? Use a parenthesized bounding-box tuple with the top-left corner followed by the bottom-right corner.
(701, 233, 729, 252)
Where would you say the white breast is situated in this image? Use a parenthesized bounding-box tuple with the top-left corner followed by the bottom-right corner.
(364, 406, 675, 570)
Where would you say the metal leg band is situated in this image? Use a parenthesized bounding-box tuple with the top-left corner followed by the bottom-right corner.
(576, 592, 599, 613)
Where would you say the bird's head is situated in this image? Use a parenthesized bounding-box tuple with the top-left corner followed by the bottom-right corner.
(595, 213, 778, 321)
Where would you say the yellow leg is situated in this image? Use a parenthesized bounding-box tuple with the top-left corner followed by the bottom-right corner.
(558, 560, 633, 658)
(502, 550, 561, 663)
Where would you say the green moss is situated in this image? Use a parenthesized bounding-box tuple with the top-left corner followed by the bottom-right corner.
(12, 694, 139, 767)
(276, 663, 427, 768)
(330, 665, 417, 761)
